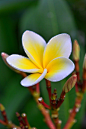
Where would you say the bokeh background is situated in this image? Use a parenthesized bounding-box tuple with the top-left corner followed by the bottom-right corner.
(0, 0, 86, 129)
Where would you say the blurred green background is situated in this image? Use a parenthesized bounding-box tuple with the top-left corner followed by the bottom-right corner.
(0, 0, 86, 129)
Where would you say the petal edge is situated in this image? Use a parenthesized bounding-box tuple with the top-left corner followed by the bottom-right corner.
(6, 54, 41, 73)
(22, 30, 46, 68)
(43, 33, 72, 68)
(45, 57, 74, 82)
(21, 69, 47, 87)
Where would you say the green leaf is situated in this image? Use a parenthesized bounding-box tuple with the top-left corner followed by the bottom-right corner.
(0, 0, 38, 14)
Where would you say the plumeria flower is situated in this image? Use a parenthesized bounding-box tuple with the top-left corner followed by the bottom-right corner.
(6, 30, 74, 87)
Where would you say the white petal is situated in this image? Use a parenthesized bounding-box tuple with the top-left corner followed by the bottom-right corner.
(43, 33, 72, 68)
(22, 30, 46, 68)
(6, 54, 42, 73)
(45, 57, 74, 82)
(21, 69, 47, 87)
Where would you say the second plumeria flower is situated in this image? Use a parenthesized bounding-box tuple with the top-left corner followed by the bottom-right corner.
(6, 30, 74, 87)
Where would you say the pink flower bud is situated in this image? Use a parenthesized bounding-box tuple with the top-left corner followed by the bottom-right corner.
(1, 52, 23, 74)
(73, 40, 80, 61)
(83, 54, 86, 69)
(62, 75, 77, 93)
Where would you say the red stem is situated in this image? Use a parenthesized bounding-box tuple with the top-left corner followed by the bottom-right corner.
(63, 93, 83, 129)
(74, 61, 80, 81)
(34, 97, 55, 129)
(57, 91, 65, 108)
(22, 113, 30, 127)
(38, 99, 51, 109)
(82, 69, 86, 92)
(36, 83, 40, 94)
(16, 112, 26, 126)
(45, 79, 51, 105)
(1, 110, 8, 124)
(0, 119, 6, 125)
(75, 82, 79, 93)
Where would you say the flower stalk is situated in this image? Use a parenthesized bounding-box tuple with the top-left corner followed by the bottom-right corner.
(63, 92, 83, 129)
(38, 97, 51, 109)
(0, 104, 8, 124)
(45, 79, 52, 105)
(16, 112, 26, 127)
(51, 109, 61, 129)
(63, 45, 86, 129)
(0, 104, 21, 129)
(0, 119, 6, 125)
(73, 40, 80, 92)
(22, 113, 31, 128)
(82, 55, 86, 92)
(73, 40, 80, 61)
(50, 91, 61, 129)
(33, 92, 55, 129)
(57, 75, 77, 108)
(36, 83, 40, 94)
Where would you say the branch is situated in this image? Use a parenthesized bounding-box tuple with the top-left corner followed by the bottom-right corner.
(63, 92, 83, 129)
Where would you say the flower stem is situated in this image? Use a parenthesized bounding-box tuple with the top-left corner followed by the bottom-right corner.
(0, 104, 8, 124)
(32, 91, 55, 129)
(0, 103, 21, 129)
(36, 83, 40, 94)
(57, 91, 65, 108)
(0, 119, 6, 125)
(16, 112, 26, 127)
(38, 97, 51, 109)
(63, 92, 83, 129)
(22, 113, 31, 128)
(45, 79, 51, 105)
(82, 69, 86, 92)
(51, 108, 61, 129)
(51, 93, 61, 129)
(74, 61, 80, 82)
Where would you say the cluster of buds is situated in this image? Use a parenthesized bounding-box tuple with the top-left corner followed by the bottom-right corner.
(0, 103, 36, 129)
(38, 75, 77, 129)
(16, 112, 32, 129)
(0, 104, 8, 126)
(0, 103, 19, 128)
(38, 75, 77, 110)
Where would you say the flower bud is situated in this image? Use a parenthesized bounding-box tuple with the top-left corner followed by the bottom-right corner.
(1, 52, 27, 78)
(73, 40, 80, 61)
(62, 75, 77, 93)
(22, 113, 30, 127)
(0, 103, 5, 111)
(83, 54, 86, 70)
(1, 52, 20, 73)
(1, 52, 9, 65)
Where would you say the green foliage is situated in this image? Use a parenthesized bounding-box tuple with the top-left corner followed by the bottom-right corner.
(0, 0, 86, 129)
